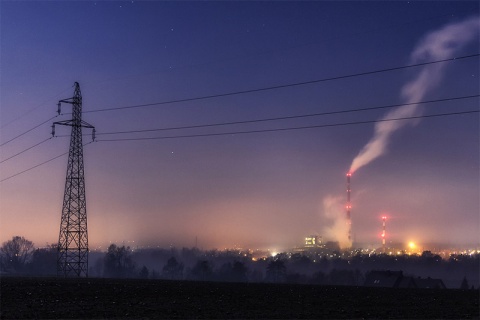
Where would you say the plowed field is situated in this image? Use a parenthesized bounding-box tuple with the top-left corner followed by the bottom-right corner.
(1, 277, 478, 319)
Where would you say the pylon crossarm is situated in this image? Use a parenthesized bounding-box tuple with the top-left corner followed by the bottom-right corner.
(53, 120, 75, 127)
(80, 120, 95, 129)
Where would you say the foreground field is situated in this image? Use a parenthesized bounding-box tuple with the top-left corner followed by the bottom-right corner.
(1, 277, 478, 319)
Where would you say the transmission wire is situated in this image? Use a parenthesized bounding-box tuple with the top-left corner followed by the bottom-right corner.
(0, 137, 52, 164)
(94, 94, 478, 136)
(84, 53, 479, 114)
(10, 55, 475, 145)
(97, 110, 479, 142)
(1, 111, 476, 183)
(0, 116, 57, 147)
(0, 86, 71, 130)
(0, 141, 93, 183)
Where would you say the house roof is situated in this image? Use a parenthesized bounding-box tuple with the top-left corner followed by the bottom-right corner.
(415, 277, 446, 289)
(364, 270, 403, 287)
(364, 271, 447, 289)
(396, 276, 416, 288)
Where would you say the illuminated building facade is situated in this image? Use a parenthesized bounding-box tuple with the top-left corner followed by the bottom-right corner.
(305, 235, 322, 248)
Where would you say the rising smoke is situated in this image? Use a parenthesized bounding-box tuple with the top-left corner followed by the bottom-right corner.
(322, 16, 479, 249)
(349, 16, 480, 173)
(322, 195, 351, 249)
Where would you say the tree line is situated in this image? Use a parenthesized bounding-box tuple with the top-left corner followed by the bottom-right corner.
(1, 236, 478, 289)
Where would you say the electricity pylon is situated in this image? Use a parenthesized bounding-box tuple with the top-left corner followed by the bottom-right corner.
(52, 82, 95, 277)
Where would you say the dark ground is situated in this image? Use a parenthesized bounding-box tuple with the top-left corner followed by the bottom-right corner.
(1, 277, 478, 319)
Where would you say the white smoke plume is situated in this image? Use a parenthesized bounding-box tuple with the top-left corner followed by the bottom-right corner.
(349, 16, 479, 173)
(322, 195, 352, 249)
(322, 16, 479, 249)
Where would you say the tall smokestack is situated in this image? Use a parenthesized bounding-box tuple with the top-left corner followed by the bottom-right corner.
(346, 172, 352, 245)
(382, 216, 387, 253)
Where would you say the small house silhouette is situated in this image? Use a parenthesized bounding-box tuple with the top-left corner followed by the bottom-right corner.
(364, 270, 445, 289)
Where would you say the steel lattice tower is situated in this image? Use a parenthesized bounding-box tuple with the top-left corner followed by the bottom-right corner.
(52, 82, 95, 277)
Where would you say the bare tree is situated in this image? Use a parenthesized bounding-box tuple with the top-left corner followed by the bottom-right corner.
(190, 260, 213, 281)
(103, 244, 135, 278)
(266, 259, 286, 283)
(0, 236, 35, 273)
(28, 244, 57, 276)
(162, 256, 184, 280)
(139, 265, 149, 279)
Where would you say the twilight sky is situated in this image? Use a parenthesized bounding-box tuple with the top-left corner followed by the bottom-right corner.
(1, 1, 479, 251)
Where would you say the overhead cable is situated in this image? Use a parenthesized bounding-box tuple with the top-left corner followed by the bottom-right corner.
(96, 109, 479, 142)
(94, 94, 479, 136)
(0, 86, 71, 130)
(0, 137, 52, 164)
(0, 141, 93, 183)
(1, 111, 476, 183)
(83, 10, 466, 88)
(84, 53, 479, 114)
(0, 116, 57, 147)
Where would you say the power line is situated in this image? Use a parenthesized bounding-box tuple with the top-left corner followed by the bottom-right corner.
(0, 141, 93, 183)
(0, 150, 68, 183)
(2, 111, 476, 183)
(10, 54, 476, 146)
(0, 137, 52, 164)
(94, 94, 479, 136)
(96, 109, 479, 142)
(0, 116, 57, 147)
(2, 54, 476, 171)
(84, 53, 479, 114)
(0, 86, 71, 130)
(0, 85, 76, 147)
(81, 10, 467, 88)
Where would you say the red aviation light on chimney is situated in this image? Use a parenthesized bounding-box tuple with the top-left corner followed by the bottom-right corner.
(346, 172, 352, 245)
(381, 215, 387, 252)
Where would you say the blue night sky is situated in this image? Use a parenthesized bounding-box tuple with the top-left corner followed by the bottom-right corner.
(1, 1, 478, 251)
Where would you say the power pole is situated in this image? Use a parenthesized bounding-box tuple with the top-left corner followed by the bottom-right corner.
(52, 82, 95, 277)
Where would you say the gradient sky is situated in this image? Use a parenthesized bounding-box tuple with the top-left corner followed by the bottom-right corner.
(1, 1, 479, 251)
